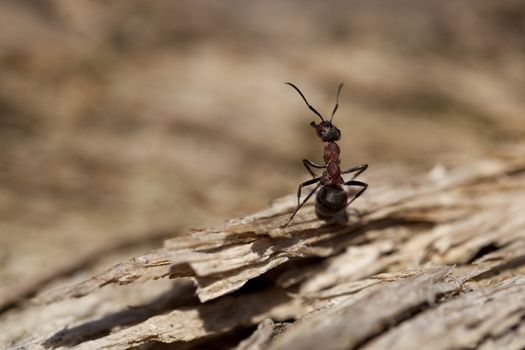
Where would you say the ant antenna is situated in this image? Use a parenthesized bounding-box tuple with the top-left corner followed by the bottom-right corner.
(285, 82, 325, 122)
(330, 83, 343, 122)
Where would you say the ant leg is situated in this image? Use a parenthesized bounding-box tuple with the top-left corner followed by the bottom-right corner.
(344, 180, 368, 207)
(341, 164, 368, 180)
(294, 177, 321, 208)
(282, 179, 321, 227)
(303, 159, 326, 178)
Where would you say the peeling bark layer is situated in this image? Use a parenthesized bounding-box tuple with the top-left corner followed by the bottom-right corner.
(2, 151, 525, 350)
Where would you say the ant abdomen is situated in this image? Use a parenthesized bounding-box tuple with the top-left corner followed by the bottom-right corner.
(315, 184, 348, 221)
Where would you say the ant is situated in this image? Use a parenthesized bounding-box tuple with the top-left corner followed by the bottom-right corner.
(282, 82, 368, 227)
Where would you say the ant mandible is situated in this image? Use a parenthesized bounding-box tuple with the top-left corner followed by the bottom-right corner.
(282, 82, 368, 227)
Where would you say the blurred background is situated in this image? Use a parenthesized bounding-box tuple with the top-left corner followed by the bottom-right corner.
(1, 0, 525, 311)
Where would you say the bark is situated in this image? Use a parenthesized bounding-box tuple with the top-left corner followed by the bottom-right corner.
(1, 149, 525, 350)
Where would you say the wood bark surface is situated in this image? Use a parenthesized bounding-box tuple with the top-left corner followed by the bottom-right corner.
(2, 148, 525, 350)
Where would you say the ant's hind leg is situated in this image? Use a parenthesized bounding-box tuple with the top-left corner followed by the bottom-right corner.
(341, 164, 368, 180)
(282, 179, 321, 227)
(295, 177, 321, 207)
(344, 180, 368, 207)
(303, 159, 326, 179)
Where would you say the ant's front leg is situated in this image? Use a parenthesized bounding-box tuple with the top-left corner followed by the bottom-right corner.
(282, 177, 321, 227)
(341, 164, 368, 180)
(344, 180, 368, 207)
(303, 159, 326, 179)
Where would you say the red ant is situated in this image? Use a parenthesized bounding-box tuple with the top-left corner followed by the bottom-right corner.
(282, 82, 368, 227)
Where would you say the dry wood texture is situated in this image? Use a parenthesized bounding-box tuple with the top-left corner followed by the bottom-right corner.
(2, 148, 525, 350)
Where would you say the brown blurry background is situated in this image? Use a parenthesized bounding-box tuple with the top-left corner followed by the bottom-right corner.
(1, 0, 525, 311)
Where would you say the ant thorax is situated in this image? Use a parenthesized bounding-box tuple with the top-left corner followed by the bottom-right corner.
(323, 141, 343, 185)
(323, 142, 340, 163)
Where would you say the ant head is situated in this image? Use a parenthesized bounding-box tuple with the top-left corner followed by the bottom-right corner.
(286, 82, 344, 143)
(310, 121, 341, 141)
